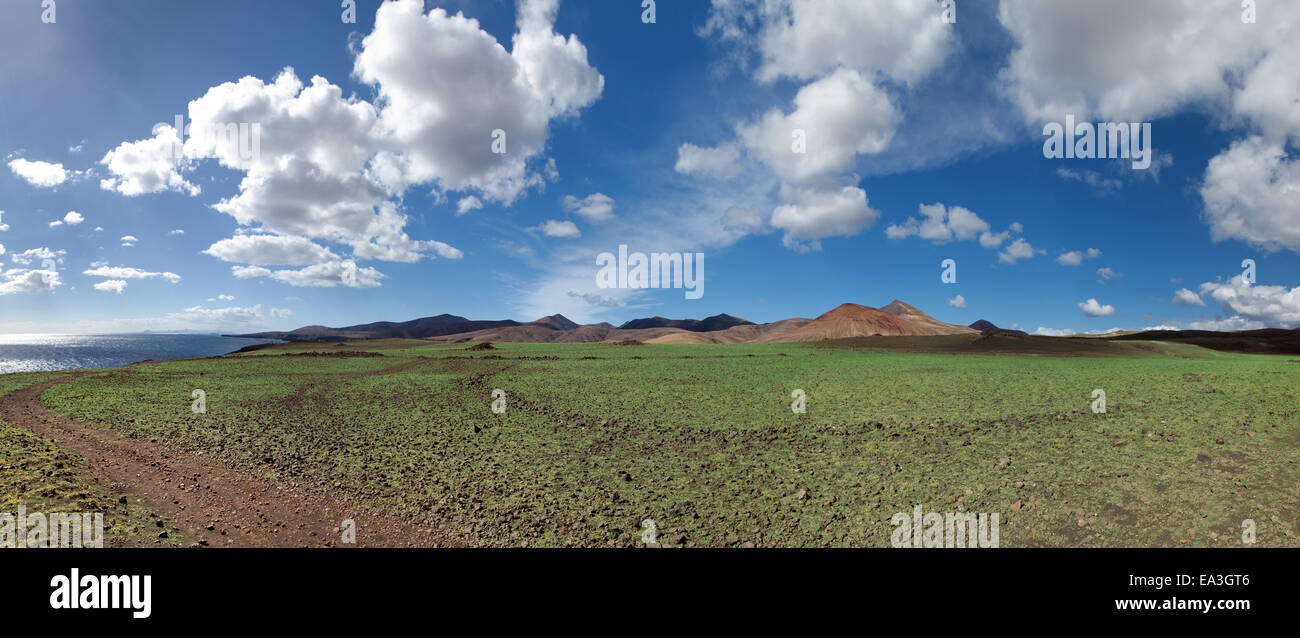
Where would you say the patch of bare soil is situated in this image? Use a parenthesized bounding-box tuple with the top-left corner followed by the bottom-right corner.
(0, 376, 460, 548)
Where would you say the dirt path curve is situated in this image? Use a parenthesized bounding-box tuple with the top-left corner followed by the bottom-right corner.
(1, 375, 462, 548)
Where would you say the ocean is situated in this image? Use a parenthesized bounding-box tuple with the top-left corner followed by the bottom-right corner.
(0, 334, 279, 374)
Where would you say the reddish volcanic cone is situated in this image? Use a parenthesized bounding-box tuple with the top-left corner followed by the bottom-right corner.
(769, 303, 927, 342)
(879, 300, 978, 335)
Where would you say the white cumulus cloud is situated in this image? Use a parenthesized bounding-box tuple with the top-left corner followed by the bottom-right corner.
(537, 220, 580, 238)
(684, 0, 956, 254)
(99, 124, 199, 196)
(203, 235, 338, 267)
(1198, 275, 1300, 328)
(886, 203, 991, 245)
(997, 0, 1296, 126)
(998, 238, 1042, 265)
(456, 196, 484, 216)
(231, 260, 384, 289)
(1172, 288, 1205, 307)
(82, 265, 181, 283)
(705, 0, 956, 86)
(1033, 327, 1076, 337)
(93, 280, 128, 294)
(1201, 136, 1300, 254)
(0, 268, 61, 295)
(560, 193, 615, 223)
(7, 159, 69, 187)
(770, 183, 877, 253)
(737, 68, 898, 185)
(1056, 248, 1100, 266)
(9, 247, 65, 266)
(1078, 298, 1116, 317)
(98, 0, 595, 281)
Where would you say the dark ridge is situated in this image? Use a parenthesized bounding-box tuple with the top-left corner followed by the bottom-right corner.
(618, 313, 754, 332)
(527, 314, 580, 330)
(235, 316, 519, 342)
(1106, 328, 1300, 355)
(338, 313, 470, 331)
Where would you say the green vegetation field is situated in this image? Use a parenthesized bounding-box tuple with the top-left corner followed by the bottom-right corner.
(0, 373, 187, 548)
(31, 339, 1300, 547)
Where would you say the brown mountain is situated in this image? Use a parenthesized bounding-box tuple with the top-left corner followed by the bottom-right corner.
(527, 314, 580, 330)
(763, 303, 927, 342)
(645, 318, 814, 344)
(879, 300, 978, 335)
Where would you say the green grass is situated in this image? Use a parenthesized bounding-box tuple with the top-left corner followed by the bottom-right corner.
(0, 372, 188, 548)
(33, 339, 1300, 547)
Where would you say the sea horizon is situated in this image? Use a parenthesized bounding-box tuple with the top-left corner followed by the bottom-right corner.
(0, 333, 279, 375)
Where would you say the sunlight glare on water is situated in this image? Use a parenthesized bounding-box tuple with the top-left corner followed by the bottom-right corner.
(0, 334, 277, 374)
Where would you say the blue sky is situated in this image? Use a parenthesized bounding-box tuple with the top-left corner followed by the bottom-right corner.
(2, 0, 1298, 335)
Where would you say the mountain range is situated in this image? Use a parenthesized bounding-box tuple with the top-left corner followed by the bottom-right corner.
(233, 306, 1300, 354)
(237, 301, 1003, 345)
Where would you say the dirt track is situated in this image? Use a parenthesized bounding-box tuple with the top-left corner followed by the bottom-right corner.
(0, 376, 459, 548)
